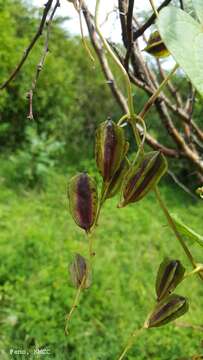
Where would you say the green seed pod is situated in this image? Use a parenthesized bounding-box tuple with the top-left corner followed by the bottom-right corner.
(156, 258, 185, 301)
(68, 172, 98, 232)
(144, 294, 189, 328)
(143, 31, 170, 58)
(69, 253, 91, 289)
(119, 151, 168, 207)
(106, 158, 130, 199)
(95, 120, 128, 182)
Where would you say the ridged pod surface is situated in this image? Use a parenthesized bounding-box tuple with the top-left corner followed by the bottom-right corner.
(119, 151, 168, 207)
(95, 120, 127, 182)
(106, 159, 130, 199)
(156, 258, 185, 301)
(144, 31, 170, 58)
(69, 254, 91, 289)
(145, 294, 189, 328)
(68, 172, 98, 232)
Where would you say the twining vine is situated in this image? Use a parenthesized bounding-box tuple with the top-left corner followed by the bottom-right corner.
(1, 0, 203, 359)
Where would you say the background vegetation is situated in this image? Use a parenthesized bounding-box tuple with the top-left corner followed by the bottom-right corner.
(0, 1, 202, 359)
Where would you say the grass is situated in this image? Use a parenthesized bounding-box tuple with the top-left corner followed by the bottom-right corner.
(0, 163, 203, 360)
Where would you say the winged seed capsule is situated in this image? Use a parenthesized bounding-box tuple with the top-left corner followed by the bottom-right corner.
(119, 151, 167, 207)
(144, 294, 189, 328)
(68, 172, 98, 232)
(95, 120, 128, 183)
(156, 258, 185, 301)
(143, 30, 170, 58)
(69, 254, 91, 289)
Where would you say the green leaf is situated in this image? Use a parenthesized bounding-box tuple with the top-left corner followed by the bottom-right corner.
(172, 214, 203, 247)
(157, 6, 203, 96)
(192, 0, 203, 24)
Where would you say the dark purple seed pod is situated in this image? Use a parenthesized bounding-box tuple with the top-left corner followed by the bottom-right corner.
(68, 172, 98, 232)
(69, 253, 91, 289)
(119, 151, 168, 207)
(95, 120, 128, 183)
(156, 258, 185, 301)
(144, 294, 189, 328)
(106, 158, 130, 200)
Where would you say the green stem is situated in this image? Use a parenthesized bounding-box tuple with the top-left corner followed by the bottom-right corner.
(87, 231, 95, 258)
(95, 0, 135, 119)
(78, 2, 95, 63)
(65, 273, 86, 335)
(184, 265, 203, 279)
(149, 0, 159, 17)
(117, 328, 144, 360)
(139, 64, 179, 120)
(117, 114, 129, 126)
(92, 181, 110, 230)
(154, 186, 200, 272)
(131, 119, 142, 148)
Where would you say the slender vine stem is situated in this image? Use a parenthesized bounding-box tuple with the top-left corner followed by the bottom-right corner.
(118, 114, 129, 126)
(154, 186, 203, 281)
(184, 265, 203, 279)
(77, 1, 95, 63)
(87, 231, 95, 258)
(95, 0, 135, 120)
(65, 273, 87, 335)
(139, 64, 179, 120)
(66, 0, 95, 62)
(91, 181, 110, 230)
(149, 0, 159, 17)
(117, 328, 144, 360)
(95, 0, 143, 151)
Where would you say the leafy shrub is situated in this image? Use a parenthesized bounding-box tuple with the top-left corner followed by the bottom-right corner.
(9, 125, 63, 188)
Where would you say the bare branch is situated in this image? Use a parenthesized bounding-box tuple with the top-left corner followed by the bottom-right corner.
(183, 84, 196, 144)
(133, 0, 172, 41)
(82, 3, 128, 113)
(167, 170, 197, 200)
(0, 0, 54, 90)
(27, 0, 60, 119)
(124, 0, 134, 70)
(82, 2, 179, 158)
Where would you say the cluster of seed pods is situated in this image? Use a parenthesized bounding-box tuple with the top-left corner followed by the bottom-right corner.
(67, 119, 188, 330)
(145, 258, 188, 328)
(68, 119, 167, 233)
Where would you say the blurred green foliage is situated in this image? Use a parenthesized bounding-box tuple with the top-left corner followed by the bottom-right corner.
(0, 0, 119, 162)
(1, 0, 202, 188)
(0, 160, 202, 359)
(0, 2, 202, 358)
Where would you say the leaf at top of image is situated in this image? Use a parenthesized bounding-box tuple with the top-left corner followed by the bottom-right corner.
(157, 6, 203, 96)
(171, 214, 203, 247)
(192, 0, 203, 24)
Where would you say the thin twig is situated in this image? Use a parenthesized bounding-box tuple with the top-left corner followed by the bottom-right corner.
(139, 64, 179, 119)
(117, 328, 144, 360)
(154, 186, 203, 281)
(133, 0, 172, 41)
(27, 0, 60, 119)
(0, 0, 54, 90)
(157, 59, 183, 108)
(179, 0, 184, 10)
(167, 170, 197, 200)
(174, 321, 203, 331)
(65, 274, 87, 335)
(149, 0, 159, 17)
(124, 0, 134, 70)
